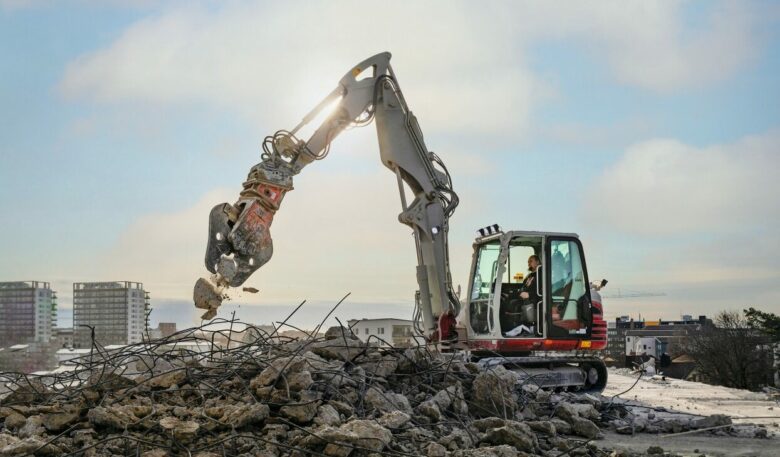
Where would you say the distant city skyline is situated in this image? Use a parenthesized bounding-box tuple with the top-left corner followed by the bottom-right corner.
(2, 1, 779, 328)
(0, 275, 762, 335)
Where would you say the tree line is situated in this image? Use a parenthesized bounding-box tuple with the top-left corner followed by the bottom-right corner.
(684, 307, 780, 391)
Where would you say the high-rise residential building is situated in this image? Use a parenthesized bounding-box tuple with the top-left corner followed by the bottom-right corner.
(73, 281, 150, 348)
(0, 281, 56, 345)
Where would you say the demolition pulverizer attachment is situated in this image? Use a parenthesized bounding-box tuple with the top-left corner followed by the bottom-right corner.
(194, 160, 294, 319)
(193, 201, 274, 319)
(203, 201, 273, 287)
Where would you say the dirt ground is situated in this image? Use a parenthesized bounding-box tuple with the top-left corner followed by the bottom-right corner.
(605, 370, 780, 429)
(599, 369, 780, 455)
(599, 431, 778, 457)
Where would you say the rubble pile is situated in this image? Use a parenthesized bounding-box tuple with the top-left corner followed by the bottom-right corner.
(0, 319, 757, 457)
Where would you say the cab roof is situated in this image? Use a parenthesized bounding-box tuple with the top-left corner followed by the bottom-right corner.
(474, 230, 580, 244)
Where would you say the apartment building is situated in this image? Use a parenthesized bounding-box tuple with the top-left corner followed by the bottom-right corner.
(347, 318, 425, 348)
(605, 314, 713, 366)
(0, 281, 56, 345)
(73, 281, 149, 348)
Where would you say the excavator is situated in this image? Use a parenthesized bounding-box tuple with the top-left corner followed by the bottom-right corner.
(193, 52, 609, 392)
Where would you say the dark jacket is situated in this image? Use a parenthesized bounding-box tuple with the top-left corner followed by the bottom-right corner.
(520, 269, 542, 304)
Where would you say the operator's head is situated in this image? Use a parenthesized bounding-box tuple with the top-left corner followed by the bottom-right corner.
(528, 255, 541, 271)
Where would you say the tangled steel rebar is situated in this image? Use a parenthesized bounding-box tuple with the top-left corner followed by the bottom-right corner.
(0, 299, 724, 457)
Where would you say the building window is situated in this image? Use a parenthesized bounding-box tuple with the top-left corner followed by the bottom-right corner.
(364, 328, 369, 335)
(377, 327, 385, 335)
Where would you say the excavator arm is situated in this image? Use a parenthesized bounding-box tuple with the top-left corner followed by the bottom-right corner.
(194, 52, 460, 341)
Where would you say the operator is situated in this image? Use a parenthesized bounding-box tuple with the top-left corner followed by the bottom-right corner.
(518, 255, 541, 304)
(503, 255, 542, 336)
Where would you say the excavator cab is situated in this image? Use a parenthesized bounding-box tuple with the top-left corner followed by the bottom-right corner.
(465, 228, 607, 354)
(463, 228, 608, 392)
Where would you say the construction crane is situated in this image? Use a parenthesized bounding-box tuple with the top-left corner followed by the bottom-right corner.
(602, 289, 666, 299)
(193, 52, 609, 392)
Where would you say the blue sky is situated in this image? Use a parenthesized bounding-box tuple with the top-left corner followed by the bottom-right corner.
(1, 1, 779, 329)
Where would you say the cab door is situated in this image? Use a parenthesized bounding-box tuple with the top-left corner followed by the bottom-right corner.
(467, 240, 501, 335)
(545, 237, 593, 338)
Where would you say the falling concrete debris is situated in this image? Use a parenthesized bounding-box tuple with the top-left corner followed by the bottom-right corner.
(194, 254, 242, 319)
(0, 318, 772, 457)
(193, 275, 230, 320)
(243, 287, 259, 294)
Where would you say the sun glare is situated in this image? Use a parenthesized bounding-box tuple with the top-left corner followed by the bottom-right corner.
(293, 93, 344, 141)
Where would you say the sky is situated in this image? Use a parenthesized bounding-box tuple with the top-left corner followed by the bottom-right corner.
(1, 0, 779, 330)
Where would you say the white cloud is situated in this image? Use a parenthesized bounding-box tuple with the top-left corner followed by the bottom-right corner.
(48, 0, 775, 318)
(98, 188, 234, 300)
(526, 1, 759, 91)
(58, 1, 763, 141)
(1, 0, 159, 10)
(59, 1, 538, 138)
(605, 2, 757, 91)
(585, 130, 780, 236)
(584, 130, 780, 312)
(535, 118, 654, 148)
(0, 0, 31, 8)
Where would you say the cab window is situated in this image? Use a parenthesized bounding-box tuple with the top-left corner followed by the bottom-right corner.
(504, 244, 535, 283)
(470, 242, 500, 301)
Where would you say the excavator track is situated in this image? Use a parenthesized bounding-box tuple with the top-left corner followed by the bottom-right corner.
(476, 356, 608, 394)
